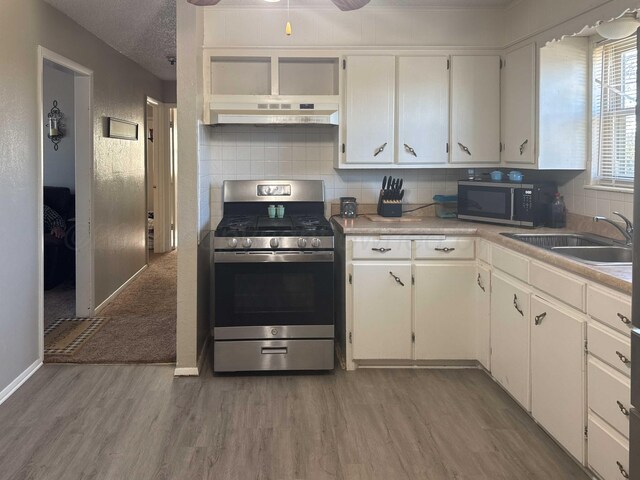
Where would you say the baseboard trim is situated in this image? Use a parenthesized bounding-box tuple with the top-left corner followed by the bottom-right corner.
(94, 264, 148, 315)
(174, 337, 210, 377)
(0, 359, 42, 406)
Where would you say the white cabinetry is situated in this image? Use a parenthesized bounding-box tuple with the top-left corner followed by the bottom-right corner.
(450, 55, 501, 165)
(397, 56, 449, 165)
(490, 271, 530, 410)
(352, 262, 412, 360)
(501, 43, 536, 165)
(530, 295, 586, 462)
(476, 264, 491, 370)
(414, 264, 476, 360)
(344, 56, 395, 164)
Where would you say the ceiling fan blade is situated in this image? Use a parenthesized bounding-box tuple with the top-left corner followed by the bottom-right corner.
(330, 0, 370, 11)
(187, 0, 222, 5)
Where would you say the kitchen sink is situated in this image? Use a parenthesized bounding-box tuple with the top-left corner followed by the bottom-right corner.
(550, 246, 632, 265)
(500, 232, 632, 265)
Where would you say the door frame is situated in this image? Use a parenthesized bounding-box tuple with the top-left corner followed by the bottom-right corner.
(37, 47, 94, 360)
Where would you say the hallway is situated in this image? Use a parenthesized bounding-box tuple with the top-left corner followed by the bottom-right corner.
(45, 251, 177, 364)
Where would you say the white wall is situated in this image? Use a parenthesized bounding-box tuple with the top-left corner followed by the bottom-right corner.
(0, 0, 162, 398)
(43, 63, 75, 192)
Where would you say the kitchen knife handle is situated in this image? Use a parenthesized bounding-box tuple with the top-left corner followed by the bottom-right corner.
(372, 247, 391, 253)
(435, 247, 455, 253)
(617, 461, 629, 479)
(374, 142, 388, 157)
(615, 351, 630, 365)
(404, 144, 418, 157)
(617, 312, 631, 325)
(616, 401, 630, 417)
(477, 274, 485, 292)
(458, 142, 471, 156)
(389, 271, 405, 287)
(534, 312, 547, 326)
(513, 294, 524, 316)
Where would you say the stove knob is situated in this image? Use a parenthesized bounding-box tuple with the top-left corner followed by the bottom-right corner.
(270, 238, 280, 249)
(227, 238, 238, 248)
(311, 238, 321, 248)
(242, 238, 252, 249)
(297, 238, 307, 248)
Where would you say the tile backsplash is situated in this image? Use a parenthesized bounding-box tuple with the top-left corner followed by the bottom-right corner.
(199, 125, 467, 228)
(198, 125, 634, 233)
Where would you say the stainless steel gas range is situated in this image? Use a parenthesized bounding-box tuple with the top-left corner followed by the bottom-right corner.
(212, 180, 335, 373)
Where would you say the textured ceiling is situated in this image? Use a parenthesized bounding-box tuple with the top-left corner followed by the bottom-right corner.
(43, 0, 515, 82)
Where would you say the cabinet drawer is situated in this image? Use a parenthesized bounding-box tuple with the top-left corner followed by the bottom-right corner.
(529, 262, 585, 311)
(477, 239, 491, 264)
(588, 415, 630, 480)
(588, 357, 631, 439)
(588, 322, 632, 377)
(491, 245, 529, 282)
(587, 287, 632, 337)
(351, 239, 412, 260)
(414, 238, 475, 260)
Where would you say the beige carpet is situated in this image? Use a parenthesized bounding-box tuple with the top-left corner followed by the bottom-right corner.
(44, 281, 76, 328)
(45, 251, 177, 364)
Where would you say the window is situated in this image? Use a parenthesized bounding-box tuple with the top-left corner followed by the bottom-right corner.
(592, 34, 637, 188)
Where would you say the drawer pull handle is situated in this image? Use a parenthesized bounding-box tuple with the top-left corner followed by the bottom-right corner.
(617, 461, 629, 479)
(519, 139, 529, 155)
(617, 401, 630, 417)
(435, 247, 456, 253)
(372, 247, 391, 253)
(404, 144, 418, 157)
(617, 312, 631, 325)
(389, 271, 405, 287)
(477, 274, 485, 292)
(458, 142, 472, 156)
(534, 312, 547, 326)
(513, 294, 524, 316)
(261, 347, 288, 355)
(374, 142, 388, 157)
(615, 351, 631, 365)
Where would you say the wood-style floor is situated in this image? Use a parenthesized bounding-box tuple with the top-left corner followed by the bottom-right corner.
(0, 362, 589, 480)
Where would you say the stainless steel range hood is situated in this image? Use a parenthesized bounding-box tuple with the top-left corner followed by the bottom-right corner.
(208, 101, 339, 126)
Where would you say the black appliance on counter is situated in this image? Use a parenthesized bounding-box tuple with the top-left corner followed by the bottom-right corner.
(457, 180, 556, 227)
(212, 180, 334, 373)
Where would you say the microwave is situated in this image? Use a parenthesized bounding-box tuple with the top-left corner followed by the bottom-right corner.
(457, 181, 557, 227)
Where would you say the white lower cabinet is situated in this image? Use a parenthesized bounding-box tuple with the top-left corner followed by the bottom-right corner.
(588, 415, 630, 480)
(490, 272, 531, 410)
(352, 262, 412, 360)
(530, 295, 586, 462)
(476, 264, 491, 370)
(414, 264, 476, 360)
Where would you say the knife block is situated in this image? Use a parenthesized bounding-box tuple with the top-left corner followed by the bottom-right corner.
(377, 194, 402, 218)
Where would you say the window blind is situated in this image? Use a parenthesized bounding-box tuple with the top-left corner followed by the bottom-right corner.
(592, 34, 637, 188)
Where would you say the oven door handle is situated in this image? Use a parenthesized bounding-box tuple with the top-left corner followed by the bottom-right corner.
(214, 251, 334, 263)
(261, 347, 288, 355)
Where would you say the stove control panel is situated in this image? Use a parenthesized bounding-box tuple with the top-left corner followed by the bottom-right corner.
(214, 236, 334, 251)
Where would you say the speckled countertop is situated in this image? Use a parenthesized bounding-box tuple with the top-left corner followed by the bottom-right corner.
(331, 215, 632, 295)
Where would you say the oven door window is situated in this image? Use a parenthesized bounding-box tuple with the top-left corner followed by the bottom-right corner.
(458, 186, 512, 220)
(215, 261, 334, 327)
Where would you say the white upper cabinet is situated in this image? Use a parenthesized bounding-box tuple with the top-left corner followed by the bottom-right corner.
(344, 56, 396, 164)
(450, 55, 501, 165)
(501, 43, 536, 165)
(397, 56, 449, 165)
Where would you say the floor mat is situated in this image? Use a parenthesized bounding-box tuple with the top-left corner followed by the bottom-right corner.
(44, 317, 108, 355)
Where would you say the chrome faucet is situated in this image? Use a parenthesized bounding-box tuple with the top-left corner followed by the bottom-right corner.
(593, 211, 634, 245)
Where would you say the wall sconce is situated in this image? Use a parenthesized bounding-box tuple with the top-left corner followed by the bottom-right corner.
(46, 100, 64, 151)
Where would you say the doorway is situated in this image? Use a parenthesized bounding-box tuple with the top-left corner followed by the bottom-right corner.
(38, 48, 93, 360)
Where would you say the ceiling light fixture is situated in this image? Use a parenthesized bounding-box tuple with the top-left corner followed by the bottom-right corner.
(596, 11, 640, 40)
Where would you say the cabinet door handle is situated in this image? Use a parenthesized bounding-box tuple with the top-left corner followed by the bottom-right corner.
(458, 142, 472, 156)
(617, 401, 630, 417)
(617, 312, 631, 325)
(404, 143, 418, 157)
(389, 271, 405, 287)
(615, 351, 630, 365)
(513, 294, 524, 316)
(519, 139, 529, 155)
(435, 247, 455, 253)
(534, 312, 547, 326)
(374, 142, 388, 157)
(617, 461, 629, 479)
(372, 247, 391, 253)
(477, 274, 485, 292)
